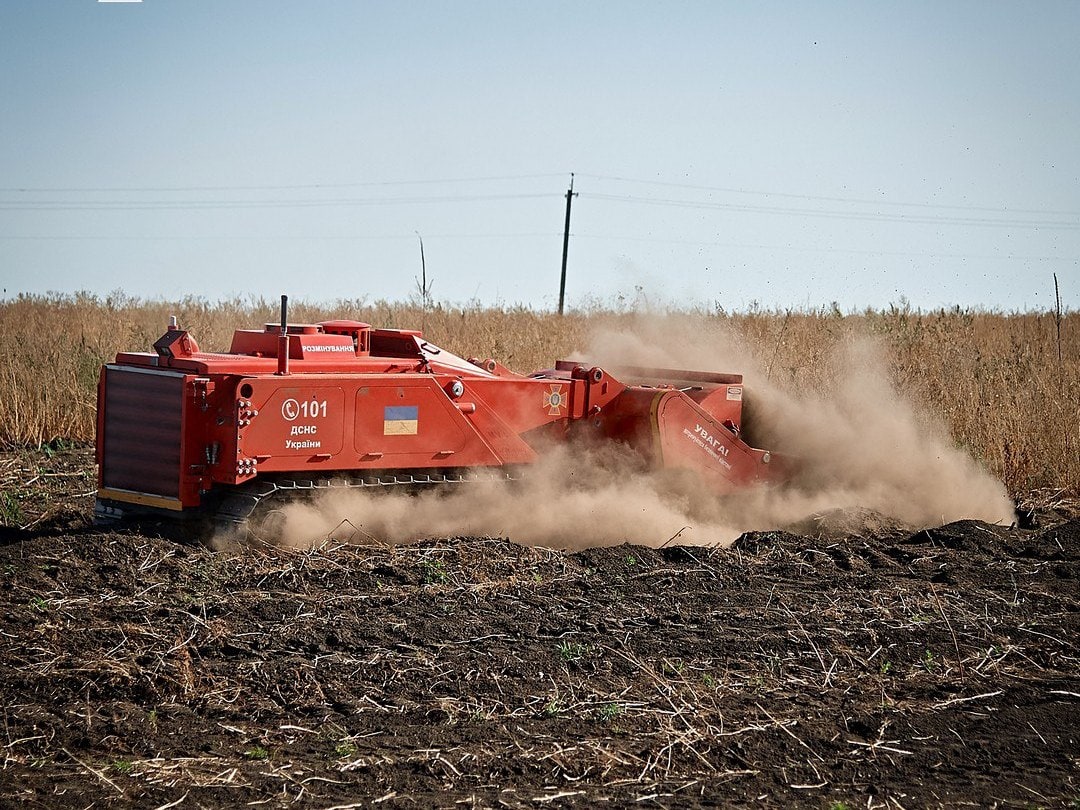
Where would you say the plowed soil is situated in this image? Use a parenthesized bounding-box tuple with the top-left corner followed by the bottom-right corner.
(1, 448, 1077, 808)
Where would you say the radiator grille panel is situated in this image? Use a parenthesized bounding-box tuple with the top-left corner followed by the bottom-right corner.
(101, 367, 184, 497)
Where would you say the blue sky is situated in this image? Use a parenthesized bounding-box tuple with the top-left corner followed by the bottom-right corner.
(1, 1, 1077, 311)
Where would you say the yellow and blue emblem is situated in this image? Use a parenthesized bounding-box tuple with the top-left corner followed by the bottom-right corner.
(383, 405, 419, 435)
(544, 385, 567, 416)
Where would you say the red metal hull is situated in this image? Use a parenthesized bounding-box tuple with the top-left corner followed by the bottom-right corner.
(96, 318, 781, 522)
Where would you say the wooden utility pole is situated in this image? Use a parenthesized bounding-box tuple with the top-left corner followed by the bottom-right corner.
(558, 173, 577, 315)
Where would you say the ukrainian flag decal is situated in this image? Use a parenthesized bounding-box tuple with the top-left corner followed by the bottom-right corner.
(383, 405, 419, 435)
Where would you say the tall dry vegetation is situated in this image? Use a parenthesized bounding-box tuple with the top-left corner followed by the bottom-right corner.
(0, 292, 1075, 496)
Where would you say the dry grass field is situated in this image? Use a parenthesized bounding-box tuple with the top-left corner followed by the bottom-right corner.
(0, 293, 1075, 497)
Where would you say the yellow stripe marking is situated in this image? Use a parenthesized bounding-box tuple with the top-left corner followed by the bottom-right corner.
(98, 488, 184, 511)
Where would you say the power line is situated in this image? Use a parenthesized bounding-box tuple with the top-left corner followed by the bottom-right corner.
(577, 172, 1080, 218)
(0, 192, 559, 212)
(3, 171, 1076, 227)
(7, 169, 1075, 218)
(0, 172, 567, 194)
(6, 187, 1073, 230)
(582, 192, 1080, 230)
(0, 231, 562, 241)
(573, 232, 1077, 263)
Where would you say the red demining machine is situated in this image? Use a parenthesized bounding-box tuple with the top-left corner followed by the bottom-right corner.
(95, 297, 784, 537)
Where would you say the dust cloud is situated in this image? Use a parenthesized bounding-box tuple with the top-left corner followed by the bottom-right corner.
(273, 315, 1015, 550)
(275, 442, 746, 549)
(736, 338, 1017, 532)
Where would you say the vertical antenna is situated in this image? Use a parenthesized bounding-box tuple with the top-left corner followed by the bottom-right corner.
(558, 173, 577, 316)
(276, 294, 290, 376)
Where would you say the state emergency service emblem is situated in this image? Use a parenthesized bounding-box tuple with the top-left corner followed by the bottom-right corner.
(544, 385, 567, 416)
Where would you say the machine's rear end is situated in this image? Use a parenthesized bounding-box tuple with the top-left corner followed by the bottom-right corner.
(97, 365, 187, 517)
